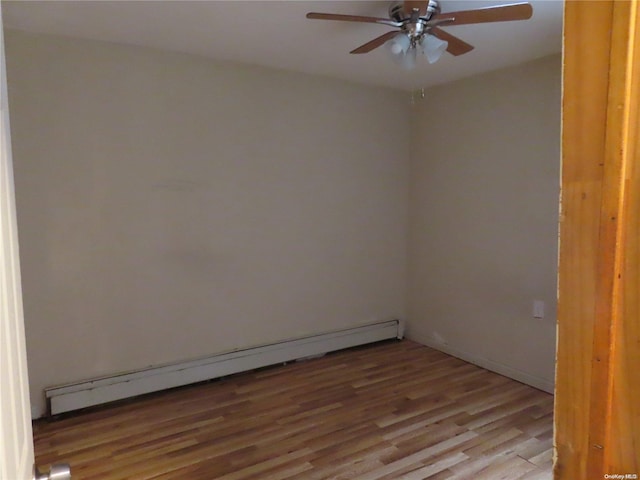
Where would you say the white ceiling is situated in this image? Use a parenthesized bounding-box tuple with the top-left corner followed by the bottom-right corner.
(2, 0, 564, 91)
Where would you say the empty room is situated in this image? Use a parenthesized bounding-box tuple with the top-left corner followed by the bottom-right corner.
(1, 1, 638, 479)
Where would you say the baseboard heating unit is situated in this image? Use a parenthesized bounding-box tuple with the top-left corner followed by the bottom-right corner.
(45, 319, 404, 416)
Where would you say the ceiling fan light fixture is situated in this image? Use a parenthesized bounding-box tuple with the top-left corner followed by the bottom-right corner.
(420, 34, 448, 64)
(399, 45, 418, 70)
(386, 33, 417, 70)
(386, 33, 411, 56)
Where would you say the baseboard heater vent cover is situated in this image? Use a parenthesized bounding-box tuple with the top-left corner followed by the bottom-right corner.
(45, 319, 404, 416)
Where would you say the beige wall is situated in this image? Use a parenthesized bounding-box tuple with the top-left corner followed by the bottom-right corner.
(408, 55, 561, 392)
(5, 30, 410, 418)
(5, 28, 561, 417)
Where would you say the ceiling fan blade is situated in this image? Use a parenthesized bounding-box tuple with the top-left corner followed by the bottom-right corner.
(350, 31, 401, 54)
(404, 1, 429, 16)
(430, 27, 474, 56)
(433, 2, 533, 26)
(306, 12, 399, 27)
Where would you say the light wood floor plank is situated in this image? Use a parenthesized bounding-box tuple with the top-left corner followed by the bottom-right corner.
(33, 340, 553, 479)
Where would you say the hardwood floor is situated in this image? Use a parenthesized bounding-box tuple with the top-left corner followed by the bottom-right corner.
(33, 340, 554, 480)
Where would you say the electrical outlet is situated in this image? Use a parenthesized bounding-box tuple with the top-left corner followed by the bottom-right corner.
(533, 300, 545, 319)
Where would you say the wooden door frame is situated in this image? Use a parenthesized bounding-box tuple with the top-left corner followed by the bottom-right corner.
(555, 0, 640, 477)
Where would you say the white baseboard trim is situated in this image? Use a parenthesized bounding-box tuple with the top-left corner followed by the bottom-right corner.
(413, 336, 555, 394)
(45, 319, 405, 416)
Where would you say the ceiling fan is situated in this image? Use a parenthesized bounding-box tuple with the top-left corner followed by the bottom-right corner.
(306, 1, 533, 68)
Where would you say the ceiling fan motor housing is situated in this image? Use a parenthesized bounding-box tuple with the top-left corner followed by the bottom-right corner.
(389, 0, 440, 22)
(390, 0, 441, 45)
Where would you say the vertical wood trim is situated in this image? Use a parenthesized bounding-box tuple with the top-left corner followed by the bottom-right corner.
(587, 2, 633, 478)
(556, 0, 640, 478)
(555, 2, 614, 478)
(607, 0, 640, 472)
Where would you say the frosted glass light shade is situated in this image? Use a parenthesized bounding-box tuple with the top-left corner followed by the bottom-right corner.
(399, 46, 417, 70)
(386, 33, 411, 56)
(420, 34, 448, 64)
